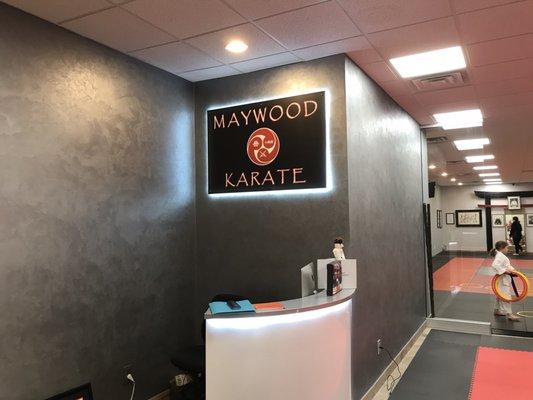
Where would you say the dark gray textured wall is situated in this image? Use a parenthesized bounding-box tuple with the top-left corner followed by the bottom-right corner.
(194, 55, 426, 399)
(194, 56, 350, 307)
(0, 4, 195, 400)
(345, 59, 426, 397)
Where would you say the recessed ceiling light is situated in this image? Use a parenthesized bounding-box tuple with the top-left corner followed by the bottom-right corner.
(473, 165, 498, 170)
(428, 164, 436, 169)
(225, 39, 248, 53)
(453, 138, 490, 151)
(441, 172, 448, 177)
(389, 46, 466, 78)
(434, 109, 483, 130)
(465, 154, 495, 163)
(483, 178, 501, 182)
(479, 172, 500, 177)
(451, 178, 456, 182)
(458, 182, 463, 186)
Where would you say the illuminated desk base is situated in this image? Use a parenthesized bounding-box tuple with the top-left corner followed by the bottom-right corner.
(206, 291, 353, 400)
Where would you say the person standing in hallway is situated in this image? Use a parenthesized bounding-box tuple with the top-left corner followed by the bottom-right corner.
(510, 216, 523, 255)
(490, 241, 521, 321)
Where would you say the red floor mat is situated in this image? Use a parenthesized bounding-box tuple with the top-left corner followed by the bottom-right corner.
(469, 347, 533, 400)
(433, 257, 533, 296)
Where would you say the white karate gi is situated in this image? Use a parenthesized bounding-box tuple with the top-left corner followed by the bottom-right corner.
(333, 244, 345, 261)
(492, 250, 515, 314)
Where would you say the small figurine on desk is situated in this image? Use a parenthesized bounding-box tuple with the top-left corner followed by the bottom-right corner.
(333, 237, 346, 260)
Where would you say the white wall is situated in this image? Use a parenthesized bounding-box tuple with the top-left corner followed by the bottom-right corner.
(439, 183, 533, 252)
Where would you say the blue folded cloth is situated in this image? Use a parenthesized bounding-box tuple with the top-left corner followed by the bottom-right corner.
(209, 300, 255, 315)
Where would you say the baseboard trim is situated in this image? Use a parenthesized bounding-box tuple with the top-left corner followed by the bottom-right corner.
(147, 389, 170, 400)
(427, 317, 491, 335)
(360, 319, 427, 400)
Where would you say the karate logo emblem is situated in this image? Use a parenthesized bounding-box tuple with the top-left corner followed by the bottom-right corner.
(246, 127, 280, 166)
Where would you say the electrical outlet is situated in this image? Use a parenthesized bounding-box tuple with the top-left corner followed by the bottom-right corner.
(377, 339, 382, 355)
(123, 364, 133, 382)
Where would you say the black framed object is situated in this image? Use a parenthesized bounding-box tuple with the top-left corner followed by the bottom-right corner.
(423, 203, 435, 317)
(207, 91, 326, 194)
(445, 213, 455, 225)
(46, 384, 93, 400)
(436, 209, 442, 228)
(455, 209, 482, 227)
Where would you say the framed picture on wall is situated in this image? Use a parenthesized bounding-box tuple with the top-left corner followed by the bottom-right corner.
(508, 196, 521, 210)
(455, 209, 482, 227)
(527, 214, 533, 227)
(446, 213, 455, 225)
(437, 209, 442, 228)
(492, 215, 505, 227)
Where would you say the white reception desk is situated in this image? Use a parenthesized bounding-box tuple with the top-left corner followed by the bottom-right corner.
(205, 288, 355, 400)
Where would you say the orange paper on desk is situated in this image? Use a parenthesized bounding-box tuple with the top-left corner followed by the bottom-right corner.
(253, 302, 285, 311)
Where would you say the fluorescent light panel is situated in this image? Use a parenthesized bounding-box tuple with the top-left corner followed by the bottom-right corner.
(389, 46, 466, 78)
(479, 172, 500, 177)
(433, 109, 483, 130)
(453, 138, 490, 151)
(473, 165, 498, 170)
(466, 154, 495, 163)
(486, 182, 502, 185)
(483, 178, 501, 182)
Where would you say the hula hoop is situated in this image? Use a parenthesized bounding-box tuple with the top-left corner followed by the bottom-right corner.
(517, 311, 533, 318)
(491, 271, 530, 303)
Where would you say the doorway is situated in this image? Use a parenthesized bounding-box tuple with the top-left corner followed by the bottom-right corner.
(504, 212, 526, 254)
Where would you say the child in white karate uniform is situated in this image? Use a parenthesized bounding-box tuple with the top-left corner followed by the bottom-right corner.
(490, 241, 521, 321)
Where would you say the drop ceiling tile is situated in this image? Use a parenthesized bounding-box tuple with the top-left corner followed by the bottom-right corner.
(466, 34, 533, 66)
(457, 1, 533, 44)
(412, 113, 435, 125)
(123, 0, 245, 39)
(223, 0, 325, 20)
(475, 77, 533, 98)
(359, 61, 398, 82)
(61, 7, 174, 52)
(482, 100, 533, 119)
(256, 1, 361, 50)
(338, 0, 451, 33)
(414, 85, 477, 106)
(293, 36, 371, 60)
(185, 24, 285, 63)
(347, 48, 382, 65)
(470, 58, 533, 83)
(129, 42, 221, 74)
(391, 94, 425, 115)
(179, 65, 240, 82)
(425, 99, 480, 113)
(231, 52, 300, 73)
(521, 171, 533, 181)
(452, 0, 520, 14)
(379, 80, 413, 96)
(367, 17, 461, 59)
(2, 0, 111, 23)
(480, 91, 533, 110)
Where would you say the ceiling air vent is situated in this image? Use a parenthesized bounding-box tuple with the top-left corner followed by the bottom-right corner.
(411, 71, 465, 92)
(427, 136, 448, 144)
(446, 160, 467, 166)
